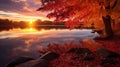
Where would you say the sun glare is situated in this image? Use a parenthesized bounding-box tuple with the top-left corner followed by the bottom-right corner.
(27, 20, 35, 27)
(23, 27, 37, 33)
(29, 20, 33, 24)
(29, 27, 34, 31)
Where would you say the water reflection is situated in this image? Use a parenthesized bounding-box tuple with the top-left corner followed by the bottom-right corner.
(0, 27, 98, 39)
(0, 27, 43, 39)
(0, 27, 99, 67)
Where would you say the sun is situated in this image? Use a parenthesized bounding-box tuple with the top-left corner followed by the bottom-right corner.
(27, 20, 35, 27)
(29, 20, 33, 24)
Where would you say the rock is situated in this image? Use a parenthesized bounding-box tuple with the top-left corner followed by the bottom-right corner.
(83, 53, 94, 61)
(100, 58, 116, 65)
(76, 48, 92, 54)
(40, 51, 59, 61)
(16, 52, 59, 67)
(92, 29, 102, 34)
(33, 59, 48, 67)
(68, 48, 94, 61)
(67, 48, 92, 54)
(94, 35, 111, 40)
(66, 48, 78, 53)
(16, 51, 59, 67)
(96, 48, 120, 58)
(16, 59, 48, 67)
(6, 56, 34, 67)
(71, 53, 94, 61)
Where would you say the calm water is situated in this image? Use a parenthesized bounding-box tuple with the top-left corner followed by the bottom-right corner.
(0, 27, 98, 67)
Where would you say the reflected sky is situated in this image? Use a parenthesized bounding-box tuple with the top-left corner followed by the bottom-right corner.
(0, 28, 99, 67)
(0, 28, 98, 39)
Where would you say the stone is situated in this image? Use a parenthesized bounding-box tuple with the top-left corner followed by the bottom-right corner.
(66, 48, 78, 53)
(67, 48, 92, 54)
(92, 29, 102, 34)
(68, 48, 94, 61)
(32, 59, 48, 67)
(16, 51, 59, 67)
(6, 56, 34, 67)
(83, 53, 94, 61)
(96, 48, 120, 58)
(40, 51, 59, 61)
(100, 58, 116, 65)
(76, 48, 92, 54)
(16, 59, 48, 67)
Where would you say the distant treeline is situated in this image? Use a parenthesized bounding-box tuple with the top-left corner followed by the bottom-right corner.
(34, 19, 64, 25)
(0, 19, 95, 29)
(0, 19, 66, 31)
(0, 19, 65, 27)
(0, 19, 28, 28)
(0, 19, 94, 31)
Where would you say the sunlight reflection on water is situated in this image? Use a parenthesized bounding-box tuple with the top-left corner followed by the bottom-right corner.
(0, 28, 98, 39)
(0, 28, 99, 67)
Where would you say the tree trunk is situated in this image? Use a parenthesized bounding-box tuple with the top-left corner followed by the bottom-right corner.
(102, 15, 114, 38)
(95, 0, 118, 39)
(101, 0, 115, 38)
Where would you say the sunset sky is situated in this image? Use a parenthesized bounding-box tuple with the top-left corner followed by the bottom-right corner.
(0, 0, 52, 21)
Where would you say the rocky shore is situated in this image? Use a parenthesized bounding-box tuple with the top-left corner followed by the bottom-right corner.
(6, 46, 120, 67)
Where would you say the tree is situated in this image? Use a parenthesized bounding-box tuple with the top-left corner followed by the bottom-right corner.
(37, 0, 119, 38)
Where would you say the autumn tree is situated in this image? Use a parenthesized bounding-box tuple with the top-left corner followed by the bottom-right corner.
(37, 0, 119, 38)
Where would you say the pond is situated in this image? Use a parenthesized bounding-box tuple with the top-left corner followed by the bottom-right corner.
(0, 27, 99, 67)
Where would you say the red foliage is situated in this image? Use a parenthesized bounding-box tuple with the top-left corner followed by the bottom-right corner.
(41, 42, 82, 54)
(38, 0, 119, 29)
(38, 40, 120, 67)
(37, 0, 101, 28)
(97, 40, 120, 54)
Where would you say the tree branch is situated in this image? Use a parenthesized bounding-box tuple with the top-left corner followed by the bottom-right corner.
(111, 0, 118, 9)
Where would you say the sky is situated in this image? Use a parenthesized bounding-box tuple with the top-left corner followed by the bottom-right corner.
(0, 0, 119, 22)
(0, 0, 52, 21)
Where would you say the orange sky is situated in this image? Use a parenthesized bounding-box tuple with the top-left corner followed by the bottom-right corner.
(0, 0, 53, 21)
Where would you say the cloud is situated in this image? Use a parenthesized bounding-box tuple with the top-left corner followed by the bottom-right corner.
(0, 0, 37, 13)
(0, 0, 25, 12)
(34, 0, 41, 5)
(12, 0, 27, 2)
(0, 0, 52, 21)
(0, 11, 51, 21)
(13, 47, 30, 52)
